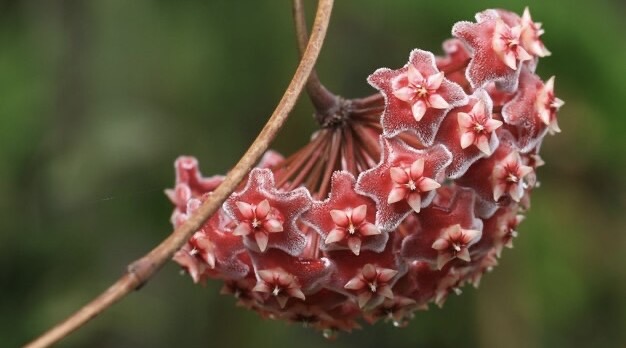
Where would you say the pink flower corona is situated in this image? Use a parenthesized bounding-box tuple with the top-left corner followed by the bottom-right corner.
(167, 7, 563, 337)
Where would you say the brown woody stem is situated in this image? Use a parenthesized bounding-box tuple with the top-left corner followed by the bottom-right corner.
(292, 0, 345, 127)
(24, 1, 334, 347)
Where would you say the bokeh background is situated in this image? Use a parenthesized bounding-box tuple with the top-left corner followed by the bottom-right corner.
(1, 0, 625, 347)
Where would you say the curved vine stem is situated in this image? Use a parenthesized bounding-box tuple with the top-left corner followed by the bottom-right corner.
(24, 1, 334, 347)
(292, 0, 341, 125)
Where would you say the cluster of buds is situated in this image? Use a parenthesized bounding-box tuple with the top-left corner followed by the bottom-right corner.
(167, 8, 562, 337)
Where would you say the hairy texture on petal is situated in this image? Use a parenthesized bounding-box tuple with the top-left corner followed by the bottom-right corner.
(368, 49, 468, 145)
(357, 138, 452, 231)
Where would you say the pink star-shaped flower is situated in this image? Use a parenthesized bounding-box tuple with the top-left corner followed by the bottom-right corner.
(535, 76, 564, 134)
(364, 296, 418, 327)
(497, 213, 524, 254)
(431, 224, 482, 270)
(520, 7, 551, 58)
(252, 268, 306, 308)
(435, 90, 502, 179)
(302, 172, 384, 256)
(387, 158, 441, 212)
(492, 152, 533, 202)
(492, 19, 533, 70)
(368, 49, 468, 144)
(356, 137, 452, 231)
(458, 99, 503, 155)
(224, 168, 312, 255)
(232, 199, 284, 252)
(502, 69, 564, 152)
(344, 264, 399, 308)
(400, 188, 483, 269)
(249, 249, 333, 299)
(453, 9, 542, 91)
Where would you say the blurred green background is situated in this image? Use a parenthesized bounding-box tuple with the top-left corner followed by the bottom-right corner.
(1, 0, 625, 347)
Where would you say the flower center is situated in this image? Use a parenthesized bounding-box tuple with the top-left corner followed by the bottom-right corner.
(251, 218, 260, 229)
(348, 223, 356, 235)
(506, 173, 519, 183)
(406, 179, 417, 191)
(452, 242, 462, 253)
(272, 286, 281, 296)
(368, 281, 378, 293)
(416, 85, 429, 98)
(474, 123, 485, 132)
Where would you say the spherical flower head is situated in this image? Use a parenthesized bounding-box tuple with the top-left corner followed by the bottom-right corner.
(168, 6, 563, 336)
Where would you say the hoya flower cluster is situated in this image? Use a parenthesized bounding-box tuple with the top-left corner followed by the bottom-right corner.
(167, 8, 562, 336)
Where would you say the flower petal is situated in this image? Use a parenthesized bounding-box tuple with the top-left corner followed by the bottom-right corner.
(255, 199, 271, 219)
(393, 86, 416, 102)
(236, 201, 254, 219)
(407, 64, 424, 85)
(233, 222, 252, 236)
(255, 232, 269, 252)
(418, 177, 441, 192)
(390, 167, 409, 184)
(406, 192, 422, 213)
(351, 204, 368, 224)
(263, 218, 284, 233)
(476, 135, 492, 155)
(347, 237, 362, 256)
(387, 187, 407, 204)
(325, 228, 346, 244)
(330, 209, 349, 227)
(411, 100, 428, 121)
(359, 222, 381, 236)
(460, 131, 475, 149)
(410, 158, 425, 178)
(428, 94, 450, 109)
(427, 71, 445, 90)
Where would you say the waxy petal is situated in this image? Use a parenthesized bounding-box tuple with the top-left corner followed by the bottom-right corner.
(428, 94, 450, 109)
(406, 192, 422, 213)
(351, 204, 368, 224)
(410, 159, 425, 178)
(418, 177, 441, 192)
(330, 209, 349, 227)
(390, 167, 410, 184)
(325, 228, 347, 244)
(255, 232, 269, 252)
(387, 187, 408, 204)
(348, 237, 362, 255)
(427, 71, 445, 90)
(256, 199, 271, 219)
(411, 100, 428, 121)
